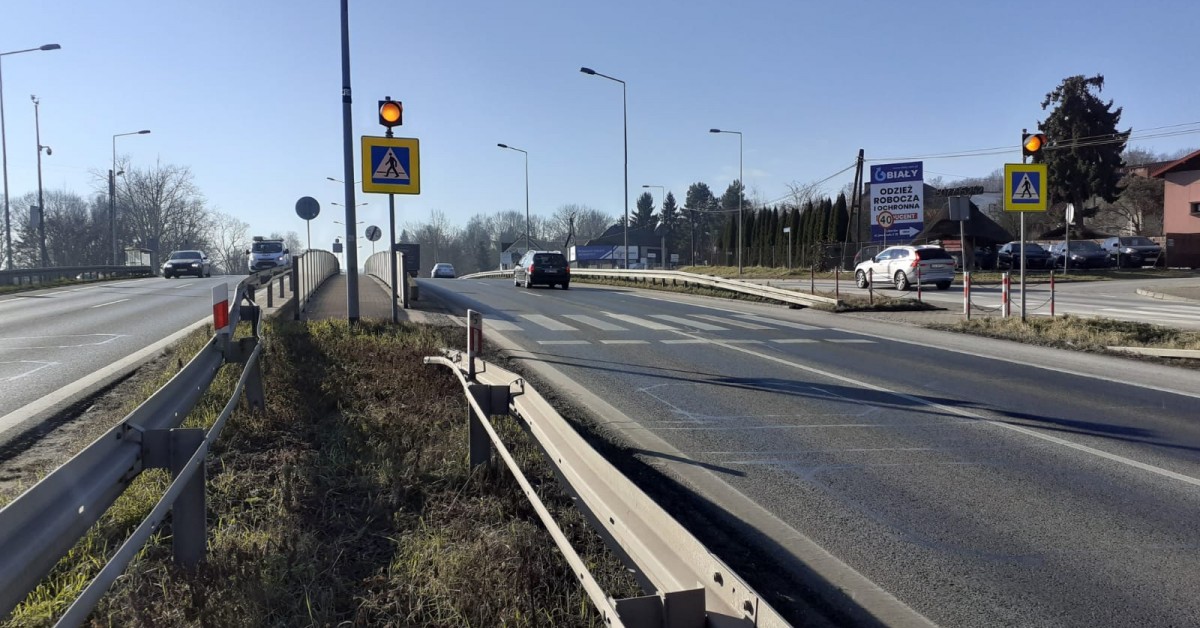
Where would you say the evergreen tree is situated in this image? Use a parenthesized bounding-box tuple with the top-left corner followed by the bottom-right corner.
(1038, 74, 1130, 224)
(632, 192, 658, 229)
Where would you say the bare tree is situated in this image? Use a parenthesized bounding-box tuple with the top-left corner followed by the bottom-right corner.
(118, 159, 211, 267)
(208, 212, 250, 274)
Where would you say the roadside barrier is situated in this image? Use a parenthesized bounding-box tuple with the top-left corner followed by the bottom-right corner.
(0, 276, 270, 624)
(1, 264, 153, 287)
(463, 267, 839, 308)
(424, 310, 789, 627)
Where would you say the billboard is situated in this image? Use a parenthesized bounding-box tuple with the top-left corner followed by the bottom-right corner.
(869, 161, 924, 243)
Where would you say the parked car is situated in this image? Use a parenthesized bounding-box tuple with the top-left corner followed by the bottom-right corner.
(514, 250, 570, 289)
(162, 250, 212, 278)
(430, 263, 456, 278)
(1100, 236, 1162, 268)
(854, 245, 955, 291)
(1048, 240, 1111, 269)
(995, 241, 1053, 270)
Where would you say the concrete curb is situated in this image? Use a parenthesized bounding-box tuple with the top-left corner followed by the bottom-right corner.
(1136, 288, 1200, 303)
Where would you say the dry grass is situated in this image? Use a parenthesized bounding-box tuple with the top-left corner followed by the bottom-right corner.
(5, 319, 640, 627)
(930, 314, 1200, 353)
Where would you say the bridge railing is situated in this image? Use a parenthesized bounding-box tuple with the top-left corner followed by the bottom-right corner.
(291, 250, 339, 320)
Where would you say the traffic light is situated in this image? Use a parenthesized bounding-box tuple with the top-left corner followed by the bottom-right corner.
(1022, 132, 1047, 157)
(378, 97, 402, 128)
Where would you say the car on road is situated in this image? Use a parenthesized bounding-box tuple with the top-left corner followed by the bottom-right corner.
(162, 250, 212, 278)
(430, 263, 456, 278)
(1048, 240, 1111, 270)
(854, 245, 955, 291)
(1101, 236, 1162, 268)
(246, 237, 291, 274)
(996, 241, 1053, 270)
(514, 250, 570, 289)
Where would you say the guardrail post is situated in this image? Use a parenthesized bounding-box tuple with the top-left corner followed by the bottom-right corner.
(467, 384, 510, 468)
(142, 428, 208, 568)
(277, 275, 285, 299)
(225, 337, 265, 414)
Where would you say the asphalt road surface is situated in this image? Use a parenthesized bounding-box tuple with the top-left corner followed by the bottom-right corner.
(419, 276, 1200, 628)
(0, 276, 243, 442)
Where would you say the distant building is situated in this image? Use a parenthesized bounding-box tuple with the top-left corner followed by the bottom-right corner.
(1151, 150, 1200, 268)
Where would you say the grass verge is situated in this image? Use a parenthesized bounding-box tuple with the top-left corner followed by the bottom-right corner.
(5, 319, 640, 627)
(928, 314, 1200, 356)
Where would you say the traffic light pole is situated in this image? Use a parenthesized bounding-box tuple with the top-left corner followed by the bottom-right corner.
(386, 127, 399, 322)
(1020, 129, 1027, 322)
(339, 0, 360, 324)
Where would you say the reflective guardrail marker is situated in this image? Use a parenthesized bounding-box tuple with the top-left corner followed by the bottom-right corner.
(467, 309, 482, 380)
(213, 284, 229, 335)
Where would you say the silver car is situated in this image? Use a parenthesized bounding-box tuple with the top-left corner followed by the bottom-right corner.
(854, 245, 955, 290)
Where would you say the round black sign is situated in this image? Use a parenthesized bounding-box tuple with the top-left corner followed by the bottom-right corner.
(295, 196, 320, 220)
(365, 225, 382, 242)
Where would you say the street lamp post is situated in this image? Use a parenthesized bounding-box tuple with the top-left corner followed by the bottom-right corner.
(580, 67, 628, 268)
(32, 95, 50, 267)
(710, 128, 743, 275)
(497, 144, 530, 252)
(783, 226, 792, 270)
(111, 129, 151, 265)
(1, 43, 60, 270)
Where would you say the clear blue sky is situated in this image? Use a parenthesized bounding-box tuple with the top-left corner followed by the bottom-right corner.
(4, 0, 1199, 252)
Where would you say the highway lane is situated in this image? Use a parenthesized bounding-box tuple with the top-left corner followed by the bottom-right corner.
(0, 276, 244, 438)
(778, 275, 1200, 329)
(420, 277, 1200, 628)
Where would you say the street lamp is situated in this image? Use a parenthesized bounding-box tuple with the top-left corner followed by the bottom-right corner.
(111, 129, 150, 265)
(497, 143, 530, 251)
(710, 128, 743, 274)
(581, 66, 629, 268)
(32, 95, 50, 267)
(326, 176, 362, 185)
(1, 43, 61, 270)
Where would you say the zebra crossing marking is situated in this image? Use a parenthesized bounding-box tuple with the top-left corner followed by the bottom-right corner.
(649, 314, 727, 331)
(604, 312, 677, 330)
(691, 314, 771, 329)
(563, 314, 629, 331)
(521, 314, 578, 331)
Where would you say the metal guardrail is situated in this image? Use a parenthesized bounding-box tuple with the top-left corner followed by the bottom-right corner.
(291, 250, 339, 320)
(425, 334, 789, 627)
(1, 265, 153, 286)
(463, 267, 840, 308)
(0, 276, 268, 625)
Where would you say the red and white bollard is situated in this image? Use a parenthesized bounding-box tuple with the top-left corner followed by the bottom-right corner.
(1050, 270, 1056, 317)
(1001, 272, 1011, 318)
(964, 271, 971, 319)
(212, 284, 230, 336)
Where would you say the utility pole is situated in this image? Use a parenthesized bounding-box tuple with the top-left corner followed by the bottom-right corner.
(32, 95, 48, 267)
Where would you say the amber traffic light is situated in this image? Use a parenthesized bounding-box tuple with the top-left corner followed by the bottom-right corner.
(1022, 132, 1047, 157)
(378, 97, 402, 128)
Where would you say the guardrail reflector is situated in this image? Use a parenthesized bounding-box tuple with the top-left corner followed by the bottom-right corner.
(213, 285, 229, 333)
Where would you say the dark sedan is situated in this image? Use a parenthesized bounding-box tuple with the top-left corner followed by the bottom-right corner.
(996, 242, 1053, 270)
(1049, 240, 1111, 269)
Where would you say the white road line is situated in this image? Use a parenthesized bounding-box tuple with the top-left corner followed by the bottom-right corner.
(520, 314, 579, 331)
(692, 314, 772, 329)
(1100, 308, 1199, 320)
(601, 339, 649, 345)
(686, 331, 1200, 488)
(661, 339, 709, 344)
(604, 312, 676, 330)
(484, 320, 523, 332)
(90, 298, 130, 309)
(723, 339, 764, 344)
(173, 282, 194, 289)
(771, 339, 818, 344)
(563, 314, 629, 331)
(1, 360, 57, 382)
(826, 339, 875, 344)
(737, 314, 821, 330)
(537, 340, 590, 345)
(649, 314, 728, 331)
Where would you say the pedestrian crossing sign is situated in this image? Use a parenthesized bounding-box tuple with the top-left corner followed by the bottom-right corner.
(1004, 163, 1048, 212)
(361, 136, 421, 194)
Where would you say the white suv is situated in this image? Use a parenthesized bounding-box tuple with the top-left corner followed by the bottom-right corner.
(855, 245, 956, 291)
